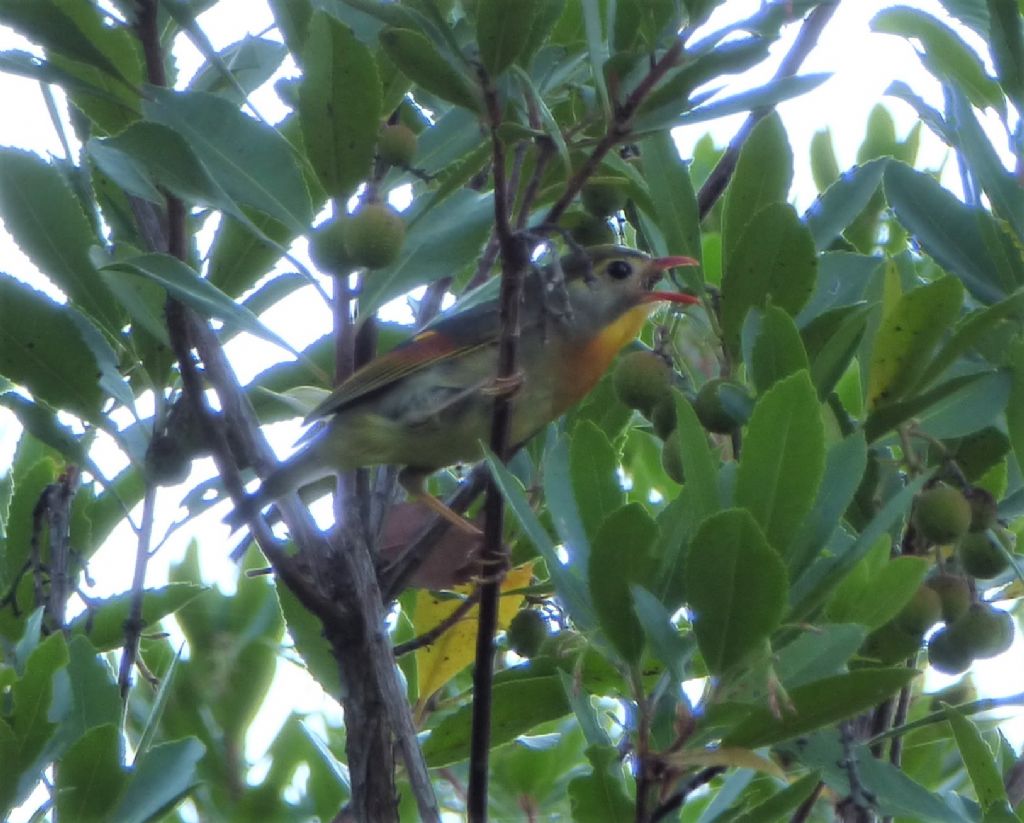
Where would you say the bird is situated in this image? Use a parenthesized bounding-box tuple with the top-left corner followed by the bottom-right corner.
(225, 245, 699, 532)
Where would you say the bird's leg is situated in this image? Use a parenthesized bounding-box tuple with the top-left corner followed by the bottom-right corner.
(400, 468, 482, 536)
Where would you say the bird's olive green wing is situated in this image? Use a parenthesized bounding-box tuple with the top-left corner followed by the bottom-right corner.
(304, 304, 500, 422)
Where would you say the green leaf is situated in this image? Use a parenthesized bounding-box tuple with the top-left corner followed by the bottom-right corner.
(144, 87, 312, 232)
(884, 161, 1011, 303)
(568, 745, 634, 823)
(867, 276, 964, 408)
(1009, 339, 1024, 477)
(66, 584, 206, 652)
(723, 112, 792, 255)
(0, 393, 86, 464)
(673, 393, 720, 522)
(357, 189, 494, 317)
(111, 738, 204, 823)
(276, 581, 340, 697)
(723, 668, 918, 749)
(0, 0, 138, 85)
(789, 472, 929, 621)
(299, 14, 380, 199)
(589, 504, 658, 663)
(872, 6, 1004, 112)
(786, 433, 868, 578)
(0, 632, 69, 812)
(639, 130, 702, 263)
(476, 0, 539, 74)
(802, 304, 871, 401)
(570, 421, 622, 537)
(810, 128, 840, 191)
(735, 371, 825, 554)
(422, 676, 570, 766)
(947, 87, 1024, 240)
(688, 508, 787, 674)
(636, 73, 831, 133)
(631, 586, 694, 683)
(721, 203, 817, 355)
(0, 276, 104, 421)
(750, 305, 810, 394)
(732, 771, 823, 823)
(379, 27, 480, 111)
(804, 157, 889, 251)
(101, 253, 293, 352)
(486, 450, 596, 630)
(944, 705, 1010, 811)
(189, 35, 288, 104)
(55, 724, 126, 822)
(988, 0, 1024, 107)
(206, 212, 293, 297)
(63, 636, 121, 742)
(774, 624, 867, 689)
(826, 555, 930, 630)
(0, 149, 122, 335)
(542, 435, 590, 569)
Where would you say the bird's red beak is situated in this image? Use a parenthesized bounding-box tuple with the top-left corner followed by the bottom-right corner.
(645, 255, 701, 305)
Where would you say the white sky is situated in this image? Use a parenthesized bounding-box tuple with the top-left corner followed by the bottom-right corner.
(0, 0, 1021, 804)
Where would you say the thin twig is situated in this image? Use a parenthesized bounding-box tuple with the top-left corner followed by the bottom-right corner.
(393, 588, 481, 657)
(543, 38, 685, 225)
(649, 766, 725, 822)
(117, 483, 157, 698)
(696, 2, 839, 219)
(467, 64, 531, 822)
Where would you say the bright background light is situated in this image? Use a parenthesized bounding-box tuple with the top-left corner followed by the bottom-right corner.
(0, 2, 1020, 805)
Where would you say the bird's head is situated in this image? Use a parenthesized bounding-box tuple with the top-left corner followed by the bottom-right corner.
(559, 245, 700, 331)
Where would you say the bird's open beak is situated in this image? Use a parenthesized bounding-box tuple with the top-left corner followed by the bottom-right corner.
(645, 255, 701, 305)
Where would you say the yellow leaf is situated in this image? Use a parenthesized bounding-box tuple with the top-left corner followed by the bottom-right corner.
(414, 562, 534, 703)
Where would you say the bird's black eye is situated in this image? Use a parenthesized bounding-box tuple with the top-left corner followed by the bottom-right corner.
(607, 260, 632, 280)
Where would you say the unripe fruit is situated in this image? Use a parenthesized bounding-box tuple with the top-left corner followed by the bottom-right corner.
(649, 393, 678, 440)
(378, 123, 418, 167)
(954, 603, 1014, 659)
(957, 530, 1010, 578)
(342, 202, 406, 269)
(928, 626, 974, 675)
(661, 430, 685, 484)
(862, 621, 922, 665)
(559, 210, 616, 246)
(612, 350, 672, 414)
(506, 610, 547, 658)
(308, 219, 355, 273)
(694, 378, 752, 434)
(581, 177, 628, 217)
(145, 434, 191, 486)
(912, 484, 971, 545)
(925, 573, 972, 623)
(964, 486, 998, 532)
(895, 584, 942, 636)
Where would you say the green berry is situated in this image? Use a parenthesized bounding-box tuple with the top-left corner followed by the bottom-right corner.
(928, 626, 974, 675)
(560, 210, 616, 246)
(309, 218, 355, 273)
(378, 123, 418, 167)
(912, 484, 972, 545)
(957, 530, 1010, 579)
(895, 584, 942, 636)
(925, 573, 972, 624)
(964, 486, 998, 532)
(862, 621, 923, 665)
(343, 202, 406, 269)
(612, 350, 672, 414)
(649, 393, 679, 440)
(507, 610, 547, 658)
(694, 378, 752, 434)
(952, 603, 1014, 659)
(661, 430, 685, 484)
(581, 177, 628, 217)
